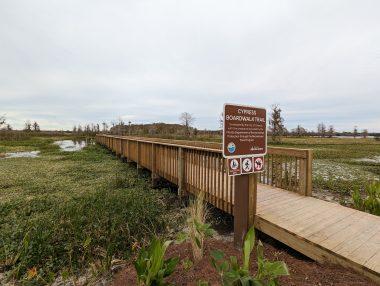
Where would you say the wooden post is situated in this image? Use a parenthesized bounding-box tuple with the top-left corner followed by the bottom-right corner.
(136, 141, 141, 171)
(126, 140, 132, 163)
(178, 147, 185, 197)
(306, 150, 313, 196)
(151, 143, 159, 187)
(234, 173, 257, 248)
(299, 157, 307, 195)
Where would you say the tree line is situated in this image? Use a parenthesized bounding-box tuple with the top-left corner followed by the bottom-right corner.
(0, 110, 374, 141)
(268, 105, 371, 143)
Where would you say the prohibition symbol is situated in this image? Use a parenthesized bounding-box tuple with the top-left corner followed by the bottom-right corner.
(242, 157, 253, 173)
(254, 157, 264, 172)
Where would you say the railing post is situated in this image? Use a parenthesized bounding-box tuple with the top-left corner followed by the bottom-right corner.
(306, 150, 313, 196)
(178, 147, 185, 197)
(136, 141, 141, 171)
(126, 139, 131, 163)
(299, 150, 313, 196)
(151, 143, 159, 187)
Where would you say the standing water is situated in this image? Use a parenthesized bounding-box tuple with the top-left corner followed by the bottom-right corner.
(1, 151, 40, 159)
(54, 140, 90, 152)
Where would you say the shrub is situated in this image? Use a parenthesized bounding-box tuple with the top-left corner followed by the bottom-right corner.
(176, 192, 215, 262)
(352, 181, 380, 216)
(211, 227, 289, 286)
(134, 238, 179, 286)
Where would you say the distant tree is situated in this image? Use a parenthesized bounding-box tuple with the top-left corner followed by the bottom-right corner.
(292, 125, 307, 137)
(32, 121, 40, 132)
(219, 112, 224, 129)
(115, 117, 125, 135)
(24, 120, 32, 132)
(0, 115, 5, 128)
(327, 125, 335, 138)
(6, 124, 12, 131)
(73, 126, 77, 133)
(77, 125, 83, 133)
(353, 126, 358, 138)
(102, 122, 108, 133)
(362, 129, 368, 138)
(317, 123, 326, 137)
(269, 105, 285, 143)
(180, 112, 195, 137)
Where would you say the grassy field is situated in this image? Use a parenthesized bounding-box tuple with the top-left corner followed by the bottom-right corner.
(0, 137, 180, 284)
(271, 137, 380, 198)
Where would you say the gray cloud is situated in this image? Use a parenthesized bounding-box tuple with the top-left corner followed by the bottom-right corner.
(1, 0, 379, 131)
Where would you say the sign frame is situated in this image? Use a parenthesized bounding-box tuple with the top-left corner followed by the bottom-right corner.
(222, 103, 267, 159)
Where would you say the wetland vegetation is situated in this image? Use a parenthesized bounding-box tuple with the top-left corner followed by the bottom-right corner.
(0, 136, 180, 284)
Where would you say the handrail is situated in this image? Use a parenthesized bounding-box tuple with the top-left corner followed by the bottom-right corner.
(95, 134, 313, 212)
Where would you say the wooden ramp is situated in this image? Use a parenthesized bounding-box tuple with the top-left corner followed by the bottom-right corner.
(255, 184, 380, 283)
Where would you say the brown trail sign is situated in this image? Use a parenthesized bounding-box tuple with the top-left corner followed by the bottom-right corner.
(223, 103, 267, 158)
(223, 103, 267, 247)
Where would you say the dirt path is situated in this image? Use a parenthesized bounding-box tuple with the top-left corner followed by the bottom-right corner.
(111, 237, 376, 286)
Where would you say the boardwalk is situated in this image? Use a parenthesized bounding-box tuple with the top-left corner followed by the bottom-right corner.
(96, 134, 380, 283)
(256, 184, 380, 283)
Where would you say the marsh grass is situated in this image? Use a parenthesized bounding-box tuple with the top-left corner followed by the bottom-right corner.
(0, 137, 178, 284)
(273, 138, 380, 195)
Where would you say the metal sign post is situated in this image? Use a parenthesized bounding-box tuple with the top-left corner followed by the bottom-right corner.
(222, 103, 267, 248)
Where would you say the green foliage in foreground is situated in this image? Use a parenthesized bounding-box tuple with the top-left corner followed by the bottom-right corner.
(134, 239, 179, 286)
(352, 181, 380, 216)
(211, 227, 289, 286)
(0, 138, 176, 284)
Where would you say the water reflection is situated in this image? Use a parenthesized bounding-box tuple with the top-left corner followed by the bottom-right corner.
(3, 151, 40, 158)
(54, 140, 90, 152)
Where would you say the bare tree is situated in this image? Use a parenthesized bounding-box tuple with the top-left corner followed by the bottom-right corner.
(317, 123, 326, 137)
(353, 126, 358, 138)
(32, 121, 40, 132)
(6, 124, 12, 131)
(327, 125, 335, 138)
(269, 105, 285, 143)
(219, 112, 224, 130)
(292, 125, 306, 137)
(0, 115, 5, 128)
(24, 120, 32, 132)
(73, 126, 77, 133)
(180, 112, 195, 137)
(102, 122, 108, 133)
(362, 129, 368, 138)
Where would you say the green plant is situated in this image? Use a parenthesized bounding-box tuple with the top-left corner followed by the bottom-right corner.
(181, 258, 193, 271)
(352, 182, 380, 216)
(134, 238, 179, 286)
(176, 191, 215, 262)
(211, 227, 289, 286)
(197, 280, 210, 286)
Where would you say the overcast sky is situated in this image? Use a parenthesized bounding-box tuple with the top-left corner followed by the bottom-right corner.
(1, 0, 379, 132)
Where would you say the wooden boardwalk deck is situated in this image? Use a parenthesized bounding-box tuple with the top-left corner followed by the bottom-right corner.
(255, 184, 380, 283)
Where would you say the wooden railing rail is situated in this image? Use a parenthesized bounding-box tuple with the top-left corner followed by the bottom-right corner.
(96, 134, 312, 215)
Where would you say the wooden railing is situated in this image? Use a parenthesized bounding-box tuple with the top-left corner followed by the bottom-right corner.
(96, 134, 312, 215)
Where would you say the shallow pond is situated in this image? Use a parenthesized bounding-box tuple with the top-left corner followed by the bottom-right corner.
(354, 156, 380, 164)
(1, 151, 40, 159)
(54, 140, 90, 152)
